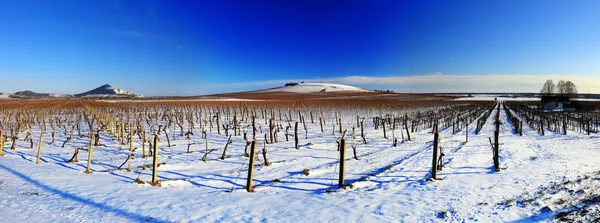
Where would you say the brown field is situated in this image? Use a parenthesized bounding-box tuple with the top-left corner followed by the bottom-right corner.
(0, 91, 465, 111)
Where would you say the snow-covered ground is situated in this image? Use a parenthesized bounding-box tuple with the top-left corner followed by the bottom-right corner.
(574, 98, 600, 102)
(264, 83, 372, 93)
(0, 93, 12, 99)
(1, 104, 599, 222)
(454, 96, 540, 101)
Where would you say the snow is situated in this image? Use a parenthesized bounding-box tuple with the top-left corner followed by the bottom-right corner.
(264, 83, 371, 93)
(48, 93, 72, 98)
(454, 96, 540, 101)
(75, 84, 143, 98)
(80, 94, 144, 98)
(0, 93, 13, 99)
(574, 98, 600, 102)
(1, 103, 599, 222)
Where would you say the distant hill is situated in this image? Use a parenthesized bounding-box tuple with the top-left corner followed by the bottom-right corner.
(207, 82, 453, 101)
(75, 84, 142, 98)
(14, 90, 50, 97)
(9, 90, 73, 99)
(261, 82, 373, 93)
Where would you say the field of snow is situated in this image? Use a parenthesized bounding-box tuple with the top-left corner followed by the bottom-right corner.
(1, 102, 599, 222)
(264, 83, 371, 93)
(454, 96, 540, 101)
(574, 98, 600, 102)
(0, 93, 11, 99)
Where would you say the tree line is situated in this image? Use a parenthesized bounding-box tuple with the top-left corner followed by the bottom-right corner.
(540, 79, 577, 95)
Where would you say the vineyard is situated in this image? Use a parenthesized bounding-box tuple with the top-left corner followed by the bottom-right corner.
(1, 98, 599, 222)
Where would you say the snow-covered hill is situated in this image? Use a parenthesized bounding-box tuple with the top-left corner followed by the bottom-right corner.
(264, 82, 371, 93)
(75, 84, 142, 98)
(0, 93, 12, 99)
(9, 91, 73, 99)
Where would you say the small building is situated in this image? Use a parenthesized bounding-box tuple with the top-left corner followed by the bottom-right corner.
(540, 95, 576, 111)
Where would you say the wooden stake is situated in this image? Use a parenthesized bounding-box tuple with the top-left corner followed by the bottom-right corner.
(252, 116, 256, 140)
(128, 123, 133, 171)
(85, 135, 94, 174)
(382, 120, 387, 139)
(339, 139, 346, 189)
(294, 122, 299, 150)
(35, 133, 44, 164)
(142, 129, 146, 158)
(430, 132, 439, 180)
(320, 117, 324, 133)
(152, 135, 159, 185)
(519, 121, 523, 136)
(0, 130, 3, 156)
(494, 130, 500, 172)
(361, 121, 366, 144)
(120, 122, 125, 145)
(246, 141, 257, 192)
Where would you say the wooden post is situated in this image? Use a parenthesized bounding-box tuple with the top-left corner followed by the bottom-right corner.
(339, 139, 346, 189)
(494, 130, 500, 172)
(85, 135, 94, 174)
(360, 121, 366, 144)
(152, 135, 159, 185)
(404, 120, 411, 141)
(120, 122, 125, 145)
(0, 130, 3, 156)
(588, 120, 591, 135)
(519, 121, 523, 136)
(338, 118, 342, 134)
(252, 116, 256, 140)
(128, 123, 133, 171)
(246, 141, 257, 192)
(392, 130, 397, 147)
(35, 133, 44, 164)
(294, 122, 299, 150)
(431, 132, 439, 180)
(382, 120, 387, 139)
(320, 117, 324, 133)
(269, 119, 274, 143)
(465, 123, 469, 142)
(452, 122, 455, 134)
(142, 129, 146, 158)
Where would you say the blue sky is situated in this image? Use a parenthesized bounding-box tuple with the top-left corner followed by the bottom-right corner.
(1, 0, 600, 96)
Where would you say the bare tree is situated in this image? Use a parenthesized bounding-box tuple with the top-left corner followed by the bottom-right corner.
(564, 81, 577, 95)
(556, 80, 566, 94)
(540, 79, 555, 95)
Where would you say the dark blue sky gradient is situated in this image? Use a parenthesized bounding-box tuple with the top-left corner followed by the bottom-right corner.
(1, 0, 599, 95)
